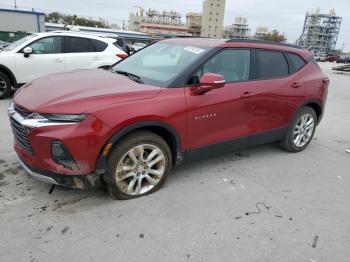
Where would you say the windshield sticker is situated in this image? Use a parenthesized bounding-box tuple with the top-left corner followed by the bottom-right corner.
(184, 46, 204, 54)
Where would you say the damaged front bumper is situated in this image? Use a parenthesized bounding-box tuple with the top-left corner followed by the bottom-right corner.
(17, 156, 101, 190)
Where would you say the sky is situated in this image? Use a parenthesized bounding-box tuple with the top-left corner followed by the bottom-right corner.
(1, 0, 349, 50)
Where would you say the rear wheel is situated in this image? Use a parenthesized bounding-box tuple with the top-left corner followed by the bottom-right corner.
(280, 106, 317, 152)
(0, 72, 12, 99)
(104, 131, 172, 200)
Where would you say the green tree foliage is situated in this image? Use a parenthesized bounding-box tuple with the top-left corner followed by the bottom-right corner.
(261, 30, 287, 42)
(45, 12, 110, 28)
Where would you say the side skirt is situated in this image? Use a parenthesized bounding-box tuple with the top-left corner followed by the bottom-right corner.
(184, 127, 287, 162)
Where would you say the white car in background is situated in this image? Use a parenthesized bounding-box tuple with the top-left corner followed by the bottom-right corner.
(132, 42, 147, 52)
(0, 31, 128, 99)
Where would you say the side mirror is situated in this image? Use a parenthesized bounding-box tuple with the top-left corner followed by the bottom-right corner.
(190, 73, 225, 95)
(23, 47, 33, 58)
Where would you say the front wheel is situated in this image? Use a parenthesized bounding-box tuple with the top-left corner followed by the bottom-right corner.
(0, 72, 12, 99)
(280, 106, 317, 152)
(104, 131, 172, 200)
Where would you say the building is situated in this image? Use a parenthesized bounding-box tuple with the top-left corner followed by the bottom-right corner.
(129, 8, 190, 38)
(223, 17, 250, 39)
(0, 8, 45, 42)
(297, 9, 342, 53)
(201, 0, 226, 38)
(186, 12, 202, 37)
(254, 26, 269, 40)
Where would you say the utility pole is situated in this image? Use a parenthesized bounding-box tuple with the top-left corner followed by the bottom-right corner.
(122, 20, 125, 30)
(14, 0, 17, 9)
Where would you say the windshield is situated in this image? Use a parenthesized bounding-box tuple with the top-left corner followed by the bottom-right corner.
(3, 34, 37, 51)
(112, 42, 210, 87)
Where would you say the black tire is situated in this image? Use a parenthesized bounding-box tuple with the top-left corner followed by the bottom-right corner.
(0, 71, 12, 99)
(103, 130, 172, 200)
(280, 106, 317, 153)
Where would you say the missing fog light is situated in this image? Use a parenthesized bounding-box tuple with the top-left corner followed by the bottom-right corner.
(51, 141, 79, 170)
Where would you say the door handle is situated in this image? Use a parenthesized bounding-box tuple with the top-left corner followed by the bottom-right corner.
(54, 59, 63, 63)
(92, 57, 101, 60)
(291, 82, 302, 88)
(241, 91, 254, 98)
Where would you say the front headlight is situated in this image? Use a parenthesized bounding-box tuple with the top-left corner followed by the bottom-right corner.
(21, 113, 88, 128)
(40, 114, 88, 123)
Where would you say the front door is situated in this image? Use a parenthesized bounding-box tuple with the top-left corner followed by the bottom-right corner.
(185, 49, 253, 150)
(14, 36, 65, 83)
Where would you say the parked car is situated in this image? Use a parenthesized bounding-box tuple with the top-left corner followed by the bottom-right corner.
(9, 38, 329, 199)
(0, 31, 127, 98)
(132, 42, 147, 52)
(336, 56, 350, 64)
(0, 40, 9, 49)
(314, 52, 327, 62)
(101, 35, 134, 55)
(327, 54, 340, 62)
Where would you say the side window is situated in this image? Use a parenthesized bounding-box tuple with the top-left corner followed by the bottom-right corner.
(65, 37, 95, 53)
(187, 49, 251, 85)
(253, 50, 288, 79)
(289, 53, 306, 73)
(90, 39, 108, 52)
(28, 37, 62, 54)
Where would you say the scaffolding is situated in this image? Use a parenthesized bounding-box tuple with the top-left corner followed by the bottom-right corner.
(186, 12, 202, 37)
(254, 26, 268, 40)
(298, 9, 342, 53)
(224, 17, 251, 39)
(129, 7, 189, 37)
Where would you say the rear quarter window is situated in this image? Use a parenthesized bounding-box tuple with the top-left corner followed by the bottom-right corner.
(288, 53, 306, 73)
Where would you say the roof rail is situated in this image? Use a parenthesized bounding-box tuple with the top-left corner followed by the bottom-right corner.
(226, 38, 303, 49)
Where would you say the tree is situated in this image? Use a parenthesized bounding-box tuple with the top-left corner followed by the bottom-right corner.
(45, 12, 110, 28)
(262, 30, 286, 42)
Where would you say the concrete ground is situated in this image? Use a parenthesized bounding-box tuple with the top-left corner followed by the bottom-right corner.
(0, 62, 349, 262)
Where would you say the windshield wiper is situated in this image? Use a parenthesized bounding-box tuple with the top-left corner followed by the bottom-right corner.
(115, 70, 144, 84)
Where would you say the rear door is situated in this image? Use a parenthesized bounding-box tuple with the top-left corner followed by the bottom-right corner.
(64, 36, 104, 71)
(14, 36, 65, 83)
(238, 49, 306, 134)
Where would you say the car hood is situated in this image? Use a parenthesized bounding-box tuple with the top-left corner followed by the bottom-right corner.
(14, 69, 162, 114)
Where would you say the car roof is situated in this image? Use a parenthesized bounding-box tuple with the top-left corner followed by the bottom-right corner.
(161, 38, 312, 60)
(33, 31, 116, 42)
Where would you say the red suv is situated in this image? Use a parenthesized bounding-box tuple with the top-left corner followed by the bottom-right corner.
(8, 38, 329, 199)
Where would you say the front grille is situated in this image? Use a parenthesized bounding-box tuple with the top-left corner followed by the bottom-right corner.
(14, 104, 31, 118)
(10, 117, 34, 154)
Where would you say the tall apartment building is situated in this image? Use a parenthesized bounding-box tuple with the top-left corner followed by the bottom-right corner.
(201, 0, 226, 38)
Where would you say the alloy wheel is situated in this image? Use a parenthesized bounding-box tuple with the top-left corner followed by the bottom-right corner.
(115, 144, 166, 196)
(293, 113, 315, 148)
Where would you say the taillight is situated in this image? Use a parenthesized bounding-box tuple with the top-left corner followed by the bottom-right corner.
(322, 78, 330, 88)
(116, 53, 128, 59)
